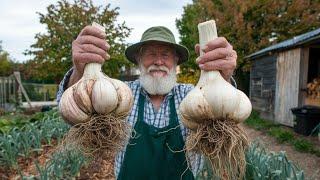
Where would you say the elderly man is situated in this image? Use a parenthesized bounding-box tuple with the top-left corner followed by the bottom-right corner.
(57, 25, 237, 179)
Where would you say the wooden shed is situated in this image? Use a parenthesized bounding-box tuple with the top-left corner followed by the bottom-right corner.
(247, 28, 320, 127)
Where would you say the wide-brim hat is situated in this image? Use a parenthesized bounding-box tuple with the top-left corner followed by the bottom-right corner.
(125, 26, 189, 65)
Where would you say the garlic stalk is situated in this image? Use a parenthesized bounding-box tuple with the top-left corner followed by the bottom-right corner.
(179, 20, 251, 180)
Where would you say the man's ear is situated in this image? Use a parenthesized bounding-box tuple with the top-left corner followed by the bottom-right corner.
(195, 44, 200, 56)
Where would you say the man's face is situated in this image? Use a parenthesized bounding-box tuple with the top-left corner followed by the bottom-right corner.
(138, 43, 178, 95)
(140, 43, 177, 76)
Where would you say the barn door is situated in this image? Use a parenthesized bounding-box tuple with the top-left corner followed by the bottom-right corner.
(275, 48, 301, 126)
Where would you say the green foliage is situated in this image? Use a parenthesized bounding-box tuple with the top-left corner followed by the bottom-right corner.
(24, 0, 131, 83)
(268, 127, 294, 143)
(244, 111, 277, 130)
(244, 111, 320, 157)
(0, 111, 46, 133)
(0, 110, 69, 168)
(177, 71, 200, 85)
(292, 139, 313, 153)
(196, 143, 305, 180)
(0, 41, 15, 76)
(0, 129, 20, 168)
(245, 143, 304, 180)
(32, 148, 88, 179)
(22, 83, 58, 101)
(177, 0, 320, 90)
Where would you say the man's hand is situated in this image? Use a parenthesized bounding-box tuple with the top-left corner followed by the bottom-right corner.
(195, 37, 237, 82)
(68, 25, 110, 87)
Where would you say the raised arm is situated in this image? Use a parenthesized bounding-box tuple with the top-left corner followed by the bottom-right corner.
(68, 24, 110, 88)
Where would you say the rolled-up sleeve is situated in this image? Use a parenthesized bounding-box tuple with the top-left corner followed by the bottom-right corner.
(56, 68, 74, 104)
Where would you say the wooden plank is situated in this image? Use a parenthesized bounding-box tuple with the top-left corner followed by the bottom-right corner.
(275, 48, 301, 127)
(4, 78, 6, 103)
(21, 101, 57, 108)
(250, 55, 277, 120)
(0, 78, 3, 108)
(299, 48, 309, 106)
(13, 72, 32, 108)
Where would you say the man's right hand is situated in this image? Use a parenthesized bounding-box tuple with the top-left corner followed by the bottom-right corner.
(68, 25, 110, 87)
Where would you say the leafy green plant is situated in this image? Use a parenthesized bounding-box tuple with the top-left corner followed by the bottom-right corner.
(24, 148, 88, 179)
(268, 127, 294, 143)
(196, 143, 304, 180)
(35, 160, 49, 180)
(0, 129, 20, 168)
(0, 109, 69, 169)
(245, 143, 304, 180)
(244, 111, 277, 130)
(17, 131, 33, 158)
(292, 139, 313, 153)
(244, 111, 320, 157)
(48, 149, 87, 178)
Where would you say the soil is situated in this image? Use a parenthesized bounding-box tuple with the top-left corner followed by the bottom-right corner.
(1, 125, 319, 180)
(0, 140, 116, 180)
(241, 124, 320, 180)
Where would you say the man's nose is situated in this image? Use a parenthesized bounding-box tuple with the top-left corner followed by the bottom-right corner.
(154, 56, 165, 65)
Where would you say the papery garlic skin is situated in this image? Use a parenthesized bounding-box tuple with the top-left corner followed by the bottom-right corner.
(73, 79, 94, 114)
(59, 86, 89, 124)
(110, 79, 134, 116)
(180, 113, 200, 130)
(200, 71, 239, 119)
(179, 87, 214, 124)
(232, 90, 252, 123)
(92, 77, 118, 114)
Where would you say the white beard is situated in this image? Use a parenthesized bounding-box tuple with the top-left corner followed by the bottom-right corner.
(139, 64, 177, 95)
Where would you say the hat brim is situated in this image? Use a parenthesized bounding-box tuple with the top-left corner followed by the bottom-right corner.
(125, 40, 189, 65)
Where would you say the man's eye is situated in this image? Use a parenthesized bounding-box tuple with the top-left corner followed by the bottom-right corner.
(148, 53, 156, 56)
(162, 54, 169, 58)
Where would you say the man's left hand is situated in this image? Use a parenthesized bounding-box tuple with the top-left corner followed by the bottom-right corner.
(195, 37, 237, 82)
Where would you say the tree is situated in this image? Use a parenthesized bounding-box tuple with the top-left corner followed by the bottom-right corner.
(25, 0, 131, 83)
(176, 0, 320, 91)
(0, 41, 15, 76)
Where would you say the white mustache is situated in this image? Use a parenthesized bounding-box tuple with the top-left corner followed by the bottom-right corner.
(147, 65, 169, 74)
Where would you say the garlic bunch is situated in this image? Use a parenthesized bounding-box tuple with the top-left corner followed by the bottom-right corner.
(180, 20, 252, 130)
(59, 23, 133, 125)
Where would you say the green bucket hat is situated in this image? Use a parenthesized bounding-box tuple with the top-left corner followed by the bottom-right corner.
(125, 26, 189, 65)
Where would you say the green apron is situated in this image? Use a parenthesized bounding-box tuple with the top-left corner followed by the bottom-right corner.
(118, 93, 194, 180)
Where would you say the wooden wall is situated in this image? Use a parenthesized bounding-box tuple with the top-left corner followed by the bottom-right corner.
(0, 75, 17, 111)
(250, 54, 277, 121)
(274, 48, 306, 127)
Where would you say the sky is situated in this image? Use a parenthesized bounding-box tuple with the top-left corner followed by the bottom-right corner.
(0, 0, 192, 62)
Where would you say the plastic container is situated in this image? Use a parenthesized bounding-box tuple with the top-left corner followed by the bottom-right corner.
(291, 105, 320, 136)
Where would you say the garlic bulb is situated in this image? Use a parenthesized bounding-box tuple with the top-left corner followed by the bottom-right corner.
(180, 20, 252, 126)
(179, 20, 251, 180)
(59, 23, 133, 124)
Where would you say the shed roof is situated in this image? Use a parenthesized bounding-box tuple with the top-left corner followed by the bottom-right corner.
(247, 28, 320, 59)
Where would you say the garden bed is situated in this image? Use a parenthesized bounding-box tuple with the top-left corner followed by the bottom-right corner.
(0, 110, 308, 179)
